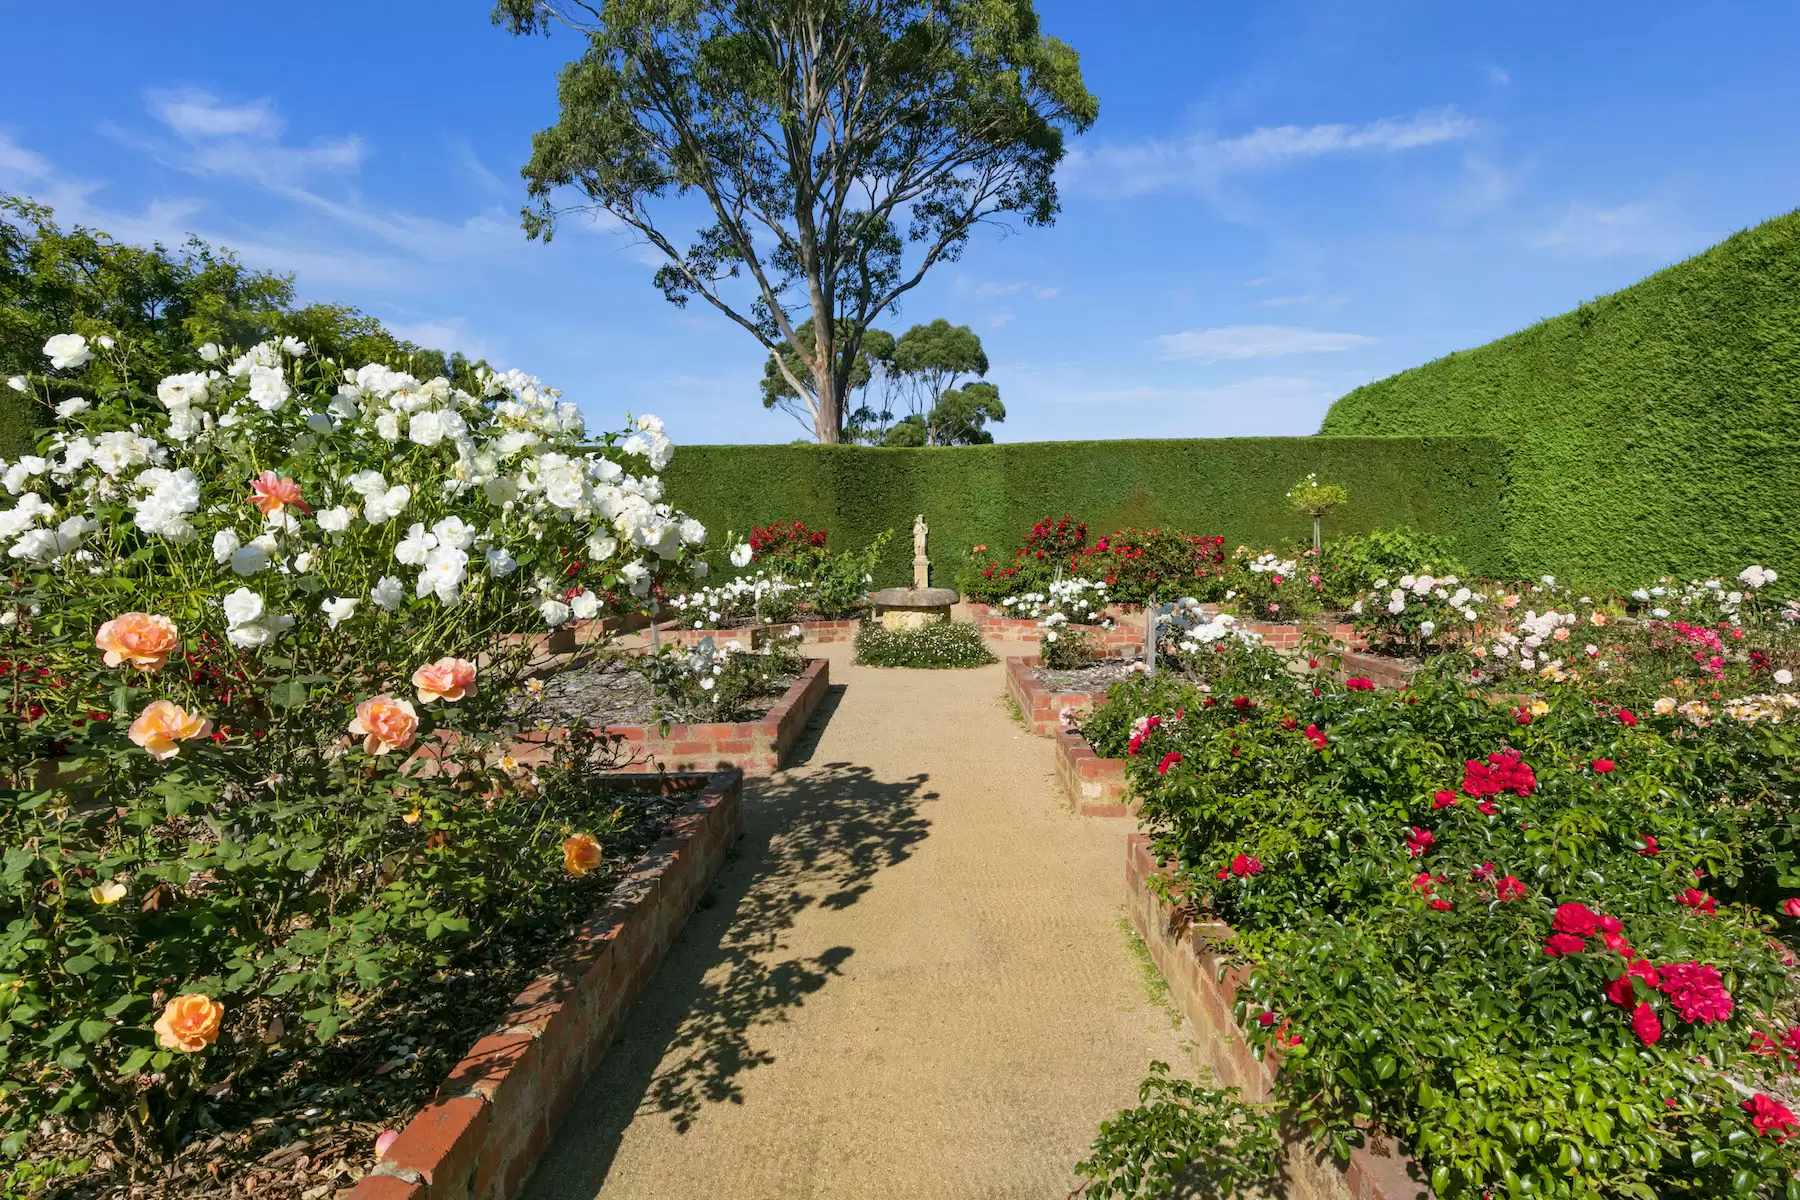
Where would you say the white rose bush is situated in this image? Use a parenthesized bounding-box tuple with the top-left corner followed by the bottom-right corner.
(0, 334, 708, 1161)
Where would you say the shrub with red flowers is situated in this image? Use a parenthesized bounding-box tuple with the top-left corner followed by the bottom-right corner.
(1106, 656, 1800, 1198)
(1076, 528, 1228, 605)
(747, 519, 830, 569)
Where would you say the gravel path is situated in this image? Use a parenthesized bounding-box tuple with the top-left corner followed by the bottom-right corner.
(526, 637, 1195, 1200)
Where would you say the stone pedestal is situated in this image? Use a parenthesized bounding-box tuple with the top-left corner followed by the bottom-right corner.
(871, 586, 958, 631)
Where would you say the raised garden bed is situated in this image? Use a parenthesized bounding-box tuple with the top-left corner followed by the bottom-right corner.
(967, 602, 1144, 657)
(1054, 727, 1131, 817)
(1005, 655, 1140, 736)
(653, 617, 863, 648)
(1126, 834, 1432, 1200)
(353, 769, 744, 1200)
(513, 657, 830, 776)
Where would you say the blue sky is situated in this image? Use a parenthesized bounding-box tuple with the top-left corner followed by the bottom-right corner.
(4, 2, 1797, 445)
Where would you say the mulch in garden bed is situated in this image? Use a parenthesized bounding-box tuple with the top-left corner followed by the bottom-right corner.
(1036, 659, 1145, 694)
(525, 654, 800, 727)
(27, 777, 708, 1200)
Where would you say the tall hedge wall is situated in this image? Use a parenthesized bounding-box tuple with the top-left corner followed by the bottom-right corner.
(663, 437, 1509, 588)
(1321, 209, 1800, 586)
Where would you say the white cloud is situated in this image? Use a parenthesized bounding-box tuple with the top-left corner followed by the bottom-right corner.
(1257, 294, 1313, 308)
(385, 318, 502, 363)
(975, 280, 1025, 297)
(1531, 202, 1705, 259)
(1487, 66, 1512, 86)
(1032, 286, 1060, 300)
(1243, 277, 1273, 287)
(1031, 375, 1345, 435)
(0, 133, 52, 182)
(1063, 107, 1478, 196)
(146, 89, 282, 140)
(1154, 325, 1374, 362)
(988, 312, 1015, 329)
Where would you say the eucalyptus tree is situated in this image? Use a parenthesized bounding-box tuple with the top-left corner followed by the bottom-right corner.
(493, 0, 1097, 443)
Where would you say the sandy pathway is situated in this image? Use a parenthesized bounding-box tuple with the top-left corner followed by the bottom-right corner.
(526, 639, 1191, 1200)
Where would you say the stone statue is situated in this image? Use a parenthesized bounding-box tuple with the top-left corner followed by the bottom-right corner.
(912, 514, 929, 588)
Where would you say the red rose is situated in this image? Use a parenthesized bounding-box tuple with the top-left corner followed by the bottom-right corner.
(1543, 933, 1587, 957)
(1743, 1093, 1799, 1141)
(1303, 724, 1328, 750)
(1676, 888, 1717, 915)
(1592, 758, 1616, 773)
(1477, 800, 1498, 815)
(1619, 709, 1637, 727)
(1281, 715, 1297, 730)
(1631, 1003, 1662, 1046)
(1659, 961, 1734, 1023)
(1345, 676, 1375, 691)
(1157, 751, 1183, 776)
(1782, 898, 1800, 918)
(1431, 790, 1458, 809)
(1496, 875, 1527, 901)
(1429, 898, 1453, 911)
(1553, 902, 1602, 937)
(1600, 930, 1633, 956)
(1404, 827, 1434, 857)
(1639, 835, 1660, 856)
(1607, 959, 1661, 1006)
(1230, 853, 1263, 877)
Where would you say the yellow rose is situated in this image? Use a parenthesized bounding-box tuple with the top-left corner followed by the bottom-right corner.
(563, 833, 603, 878)
(154, 993, 224, 1053)
(89, 880, 127, 905)
(128, 700, 213, 760)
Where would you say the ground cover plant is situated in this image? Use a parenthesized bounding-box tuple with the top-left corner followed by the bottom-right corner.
(1108, 634, 1800, 1199)
(0, 329, 707, 1181)
(854, 620, 995, 669)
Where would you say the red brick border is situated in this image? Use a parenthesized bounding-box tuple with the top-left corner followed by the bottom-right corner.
(1005, 655, 1136, 736)
(353, 769, 745, 1200)
(1329, 647, 1415, 690)
(654, 617, 862, 648)
(515, 658, 830, 777)
(1127, 835, 1434, 1200)
(1054, 727, 1131, 816)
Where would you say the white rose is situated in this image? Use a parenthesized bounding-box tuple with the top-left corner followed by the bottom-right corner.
(5, 376, 25, 393)
(43, 333, 92, 370)
(212, 528, 242, 564)
(3, 456, 47, 494)
(370, 576, 406, 611)
(680, 518, 706, 546)
(485, 547, 518, 578)
(621, 559, 652, 596)
(1420, 620, 1436, 637)
(416, 545, 469, 606)
(247, 364, 291, 412)
(230, 543, 271, 577)
(570, 590, 600, 620)
(482, 476, 518, 507)
(375, 411, 403, 442)
(587, 533, 619, 561)
(222, 587, 265, 627)
(320, 596, 359, 628)
(54, 398, 89, 419)
(363, 485, 411, 524)
(293, 551, 318, 574)
(730, 543, 753, 569)
(198, 342, 222, 362)
(431, 515, 475, 550)
(539, 598, 572, 628)
(408, 410, 445, 446)
(1776, 669, 1794, 687)
(316, 506, 353, 534)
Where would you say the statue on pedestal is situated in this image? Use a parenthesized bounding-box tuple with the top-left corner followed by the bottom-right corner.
(912, 514, 929, 589)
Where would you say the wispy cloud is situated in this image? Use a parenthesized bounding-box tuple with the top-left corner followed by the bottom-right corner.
(1530, 202, 1707, 259)
(1257, 294, 1313, 308)
(1487, 66, 1512, 86)
(1063, 107, 1478, 196)
(1243, 277, 1273, 287)
(1154, 324, 1374, 362)
(974, 280, 1060, 300)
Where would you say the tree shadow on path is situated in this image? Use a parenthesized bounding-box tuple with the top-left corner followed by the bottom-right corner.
(527, 748, 936, 1198)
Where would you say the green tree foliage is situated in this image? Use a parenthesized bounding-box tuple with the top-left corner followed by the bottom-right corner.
(1321, 208, 1800, 585)
(495, 0, 1096, 443)
(761, 318, 895, 438)
(0, 195, 479, 456)
(880, 318, 1004, 445)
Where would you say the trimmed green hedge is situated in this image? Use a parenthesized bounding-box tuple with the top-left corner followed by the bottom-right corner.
(664, 437, 1509, 588)
(1322, 208, 1800, 586)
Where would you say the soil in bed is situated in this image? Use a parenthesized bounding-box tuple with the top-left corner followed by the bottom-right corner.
(32, 777, 708, 1200)
(1037, 659, 1144, 694)
(528, 656, 801, 726)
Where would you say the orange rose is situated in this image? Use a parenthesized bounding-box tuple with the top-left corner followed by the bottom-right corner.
(412, 656, 477, 704)
(246, 471, 310, 516)
(349, 695, 418, 756)
(128, 700, 213, 760)
(95, 612, 179, 671)
(154, 993, 224, 1053)
(563, 833, 603, 877)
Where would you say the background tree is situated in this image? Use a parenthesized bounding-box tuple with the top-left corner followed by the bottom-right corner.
(0, 195, 479, 456)
(883, 380, 1005, 445)
(878, 318, 1003, 445)
(761, 318, 895, 439)
(494, 0, 1096, 443)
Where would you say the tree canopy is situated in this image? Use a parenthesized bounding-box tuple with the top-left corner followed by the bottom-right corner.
(494, 0, 1095, 443)
(879, 318, 1002, 444)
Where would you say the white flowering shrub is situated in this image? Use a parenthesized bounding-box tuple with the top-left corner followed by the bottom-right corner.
(1003, 577, 1111, 668)
(640, 630, 806, 720)
(0, 333, 706, 1161)
(667, 571, 803, 629)
(1221, 549, 1320, 621)
(1350, 571, 1491, 652)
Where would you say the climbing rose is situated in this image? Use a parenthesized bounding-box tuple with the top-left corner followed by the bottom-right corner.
(1600, 930, 1633, 956)
(1631, 1002, 1662, 1046)
(1404, 827, 1434, 857)
(412, 656, 477, 704)
(154, 994, 224, 1053)
(1431, 790, 1457, 809)
(1592, 758, 1616, 773)
(1157, 751, 1183, 775)
(128, 700, 213, 760)
(563, 833, 603, 877)
(1344, 676, 1375, 691)
(1607, 959, 1661, 1006)
(1553, 903, 1602, 937)
(95, 611, 179, 671)
(1743, 1094, 1799, 1141)
(1676, 888, 1717, 915)
(1659, 961, 1734, 1023)
(1462, 748, 1536, 798)
(1543, 933, 1587, 957)
(1477, 799, 1498, 815)
(1639, 835, 1660, 856)
(1230, 853, 1263, 877)
(1428, 898, 1453, 912)
(349, 696, 418, 756)
(1496, 875, 1527, 901)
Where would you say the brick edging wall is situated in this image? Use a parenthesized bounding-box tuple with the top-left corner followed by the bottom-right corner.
(355, 769, 746, 1200)
(1005, 656, 1128, 736)
(654, 618, 862, 648)
(1053, 727, 1131, 817)
(1331, 647, 1415, 690)
(1126, 835, 1433, 1200)
(515, 658, 830, 777)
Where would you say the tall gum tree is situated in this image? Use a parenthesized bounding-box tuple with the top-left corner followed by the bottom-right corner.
(493, 0, 1097, 442)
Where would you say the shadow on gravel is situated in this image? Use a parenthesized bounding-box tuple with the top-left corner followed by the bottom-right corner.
(526, 758, 935, 1198)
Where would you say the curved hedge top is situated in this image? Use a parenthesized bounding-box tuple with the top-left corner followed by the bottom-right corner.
(663, 436, 1508, 588)
(1322, 208, 1800, 586)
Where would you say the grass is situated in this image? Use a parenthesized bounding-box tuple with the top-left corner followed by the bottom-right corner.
(1118, 913, 1183, 1029)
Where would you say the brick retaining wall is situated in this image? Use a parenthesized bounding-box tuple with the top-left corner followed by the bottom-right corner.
(515, 658, 830, 777)
(1054, 727, 1131, 816)
(1005, 656, 1131, 736)
(653, 618, 862, 649)
(1127, 835, 1433, 1200)
(354, 769, 745, 1200)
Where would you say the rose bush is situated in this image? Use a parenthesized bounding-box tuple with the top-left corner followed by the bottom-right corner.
(0, 332, 706, 1160)
(1112, 657, 1800, 1198)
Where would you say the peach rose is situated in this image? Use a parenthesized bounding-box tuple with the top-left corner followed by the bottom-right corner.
(350, 695, 418, 756)
(563, 833, 603, 877)
(128, 700, 213, 760)
(247, 471, 310, 516)
(95, 612, 179, 671)
(412, 656, 477, 704)
(154, 993, 224, 1053)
